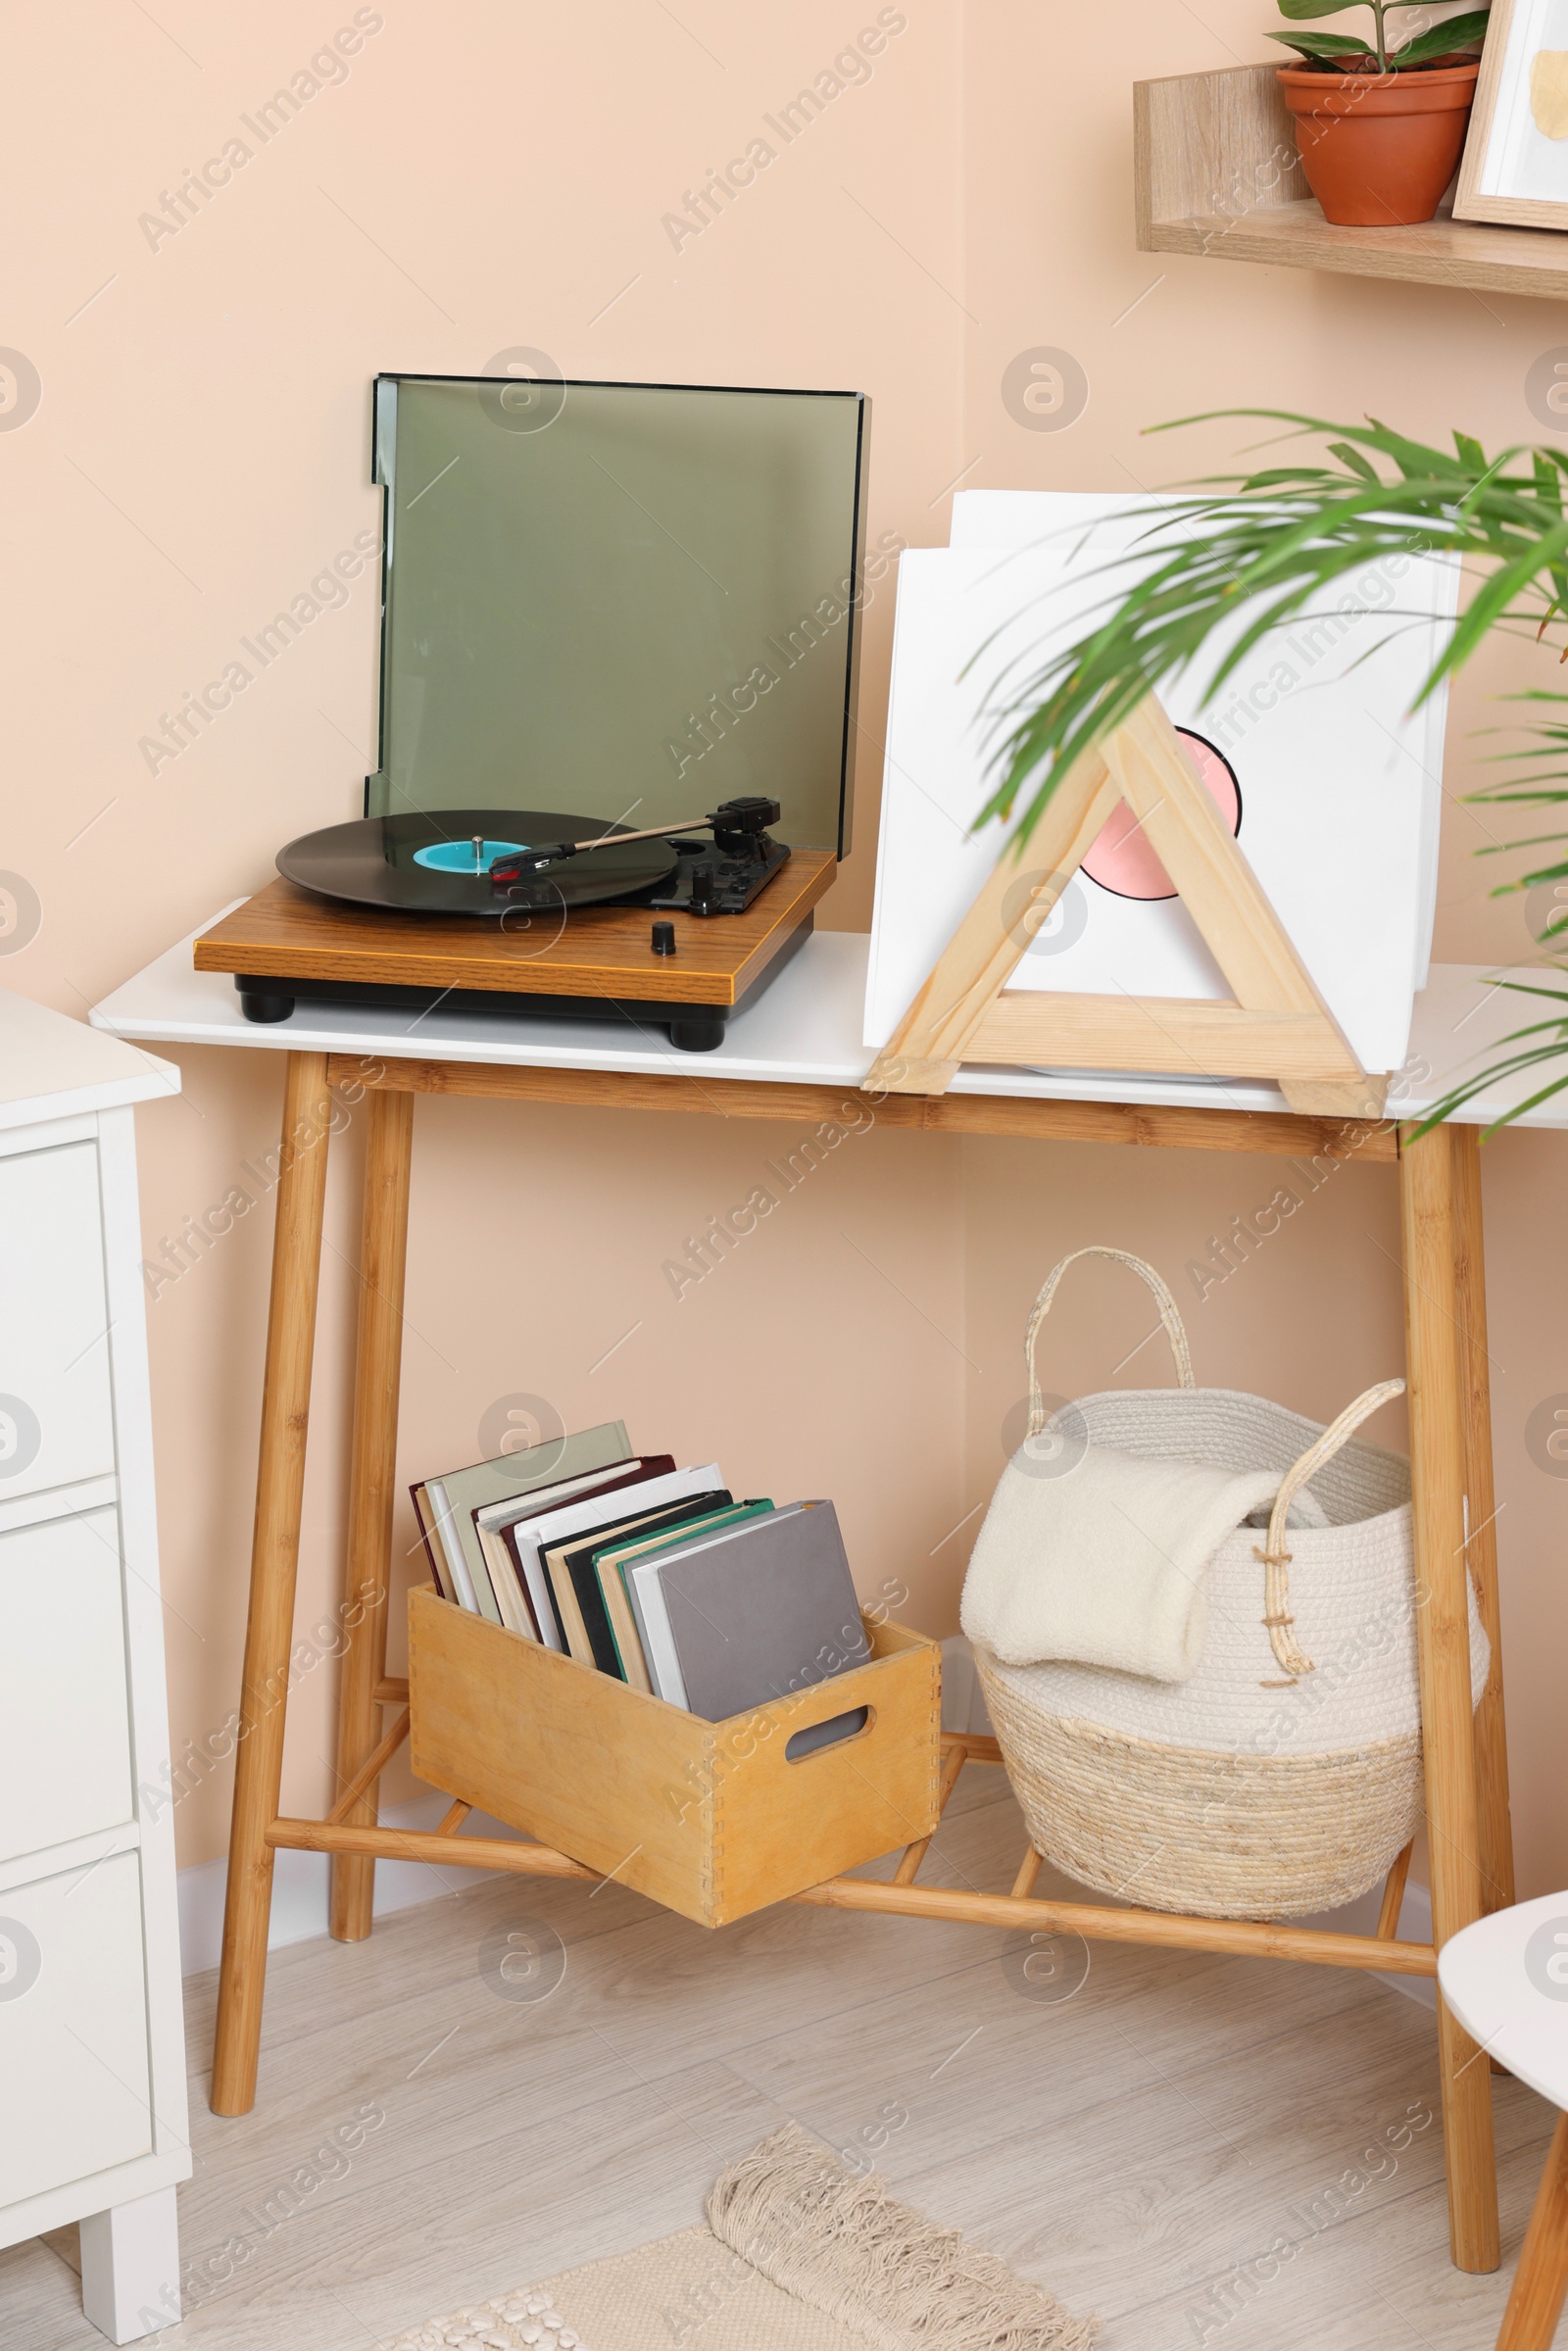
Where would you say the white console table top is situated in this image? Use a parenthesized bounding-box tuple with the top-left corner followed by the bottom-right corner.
(85, 906, 1568, 1133)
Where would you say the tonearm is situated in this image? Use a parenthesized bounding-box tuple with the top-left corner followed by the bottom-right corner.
(486, 795, 783, 888)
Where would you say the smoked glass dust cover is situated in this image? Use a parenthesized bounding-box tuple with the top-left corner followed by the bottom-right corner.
(368, 373, 868, 854)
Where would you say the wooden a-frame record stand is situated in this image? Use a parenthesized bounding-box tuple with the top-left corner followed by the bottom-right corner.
(868, 692, 1387, 1118)
(205, 709, 1516, 2277)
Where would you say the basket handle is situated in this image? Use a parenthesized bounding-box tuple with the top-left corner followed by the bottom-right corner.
(1255, 1377, 1406, 1682)
(1025, 1246, 1194, 1438)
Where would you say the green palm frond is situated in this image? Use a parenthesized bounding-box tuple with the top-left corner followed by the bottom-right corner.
(981, 413, 1568, 847)
(980, 410, 1568, 1136)
(1409, 984, 1568, 1138)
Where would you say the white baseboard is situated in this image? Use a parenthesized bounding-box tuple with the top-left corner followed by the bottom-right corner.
(939, 1634, 983, 1734)
(176, 1645, 1435, 2016)
(175, 1792, 531, 1977)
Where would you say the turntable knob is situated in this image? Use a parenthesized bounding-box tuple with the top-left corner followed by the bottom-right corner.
(651, 920, 676, 956)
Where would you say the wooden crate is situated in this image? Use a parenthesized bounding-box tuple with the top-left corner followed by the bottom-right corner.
(407, 1588, 942, 1927)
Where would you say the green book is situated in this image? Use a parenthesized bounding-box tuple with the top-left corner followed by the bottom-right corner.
(552, 1491, 730, 1673)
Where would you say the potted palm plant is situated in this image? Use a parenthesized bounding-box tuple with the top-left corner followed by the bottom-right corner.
(982, 411, 1568, 1128)
(1271, 1, 1490, 223)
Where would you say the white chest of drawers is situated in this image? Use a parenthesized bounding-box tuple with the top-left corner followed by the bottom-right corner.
(0, 991, 189, 2343)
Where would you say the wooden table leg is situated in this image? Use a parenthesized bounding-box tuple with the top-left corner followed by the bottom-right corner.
(1497, 2113, 1568, 2351)
(1452, 1122, 1516, 1917)
(1401, 1122, 1500, 2272)
(211, 1052, 334, 2118)
(330, 1086, 414, 1941)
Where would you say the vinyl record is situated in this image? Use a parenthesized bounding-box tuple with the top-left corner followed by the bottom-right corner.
(276, 808, 679, 916)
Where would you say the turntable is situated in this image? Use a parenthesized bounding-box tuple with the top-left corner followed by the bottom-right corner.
(195, 371, 869, 1050)
(196, 795, 834, 1053)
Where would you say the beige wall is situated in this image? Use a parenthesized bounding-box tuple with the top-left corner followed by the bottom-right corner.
(9, 2, 1567, 1895)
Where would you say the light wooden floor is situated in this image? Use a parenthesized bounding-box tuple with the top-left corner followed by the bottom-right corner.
(4, 1767, 1561, 2350)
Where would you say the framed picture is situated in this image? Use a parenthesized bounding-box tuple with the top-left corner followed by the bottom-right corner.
(1455, 0, 1568, 228)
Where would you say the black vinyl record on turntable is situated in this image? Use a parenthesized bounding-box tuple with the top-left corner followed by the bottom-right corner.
(275, 797, 791, 919)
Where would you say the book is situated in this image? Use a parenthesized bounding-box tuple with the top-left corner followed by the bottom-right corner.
(593, 1544, 662, 1690)
(597, 1504, 774, 1692)
(423, 1478, 482, 1612)
(544, 1493, 730, 1671)
(504, 1464, 725, 1657)
(630, 1501, 870, 1723)
(501, 1517, 567, 1650)
(425, 1476, 512, 1627)
(415, 1420, 630, 1625)
(559, 1496, 754, 1681)
(474, 1456, 675, 1639)
(475, 1523, 539, 1638)
(626, 1502, 811, 1707)
(492, 1459, 684, 1649)
(410, 1484, 451, 1603)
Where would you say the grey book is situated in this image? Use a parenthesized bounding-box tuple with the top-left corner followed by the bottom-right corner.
(645, 1500, 872, 1724)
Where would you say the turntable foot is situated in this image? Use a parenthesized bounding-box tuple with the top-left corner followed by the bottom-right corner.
(667, 1012, 725, 1053)
(238, 988, 296, 1024)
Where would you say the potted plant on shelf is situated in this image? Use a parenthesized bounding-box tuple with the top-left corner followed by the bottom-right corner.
(982, 411, 1568, 1128)
(1271, 0, 1491, 225)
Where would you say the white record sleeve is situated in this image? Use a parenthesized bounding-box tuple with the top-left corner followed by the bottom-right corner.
(864, 495, 1456, 1077)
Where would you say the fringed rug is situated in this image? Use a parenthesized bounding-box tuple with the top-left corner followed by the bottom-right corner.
(387, 2123, 1097, 2350)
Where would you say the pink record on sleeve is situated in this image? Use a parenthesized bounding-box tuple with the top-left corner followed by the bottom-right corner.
(1080, 729, 1242, 901)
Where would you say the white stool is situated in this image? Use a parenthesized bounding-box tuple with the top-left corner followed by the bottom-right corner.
(1441, 1894, 1568, 2349)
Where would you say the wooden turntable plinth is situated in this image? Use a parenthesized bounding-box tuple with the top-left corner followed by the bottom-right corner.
(194, 852, 837, 1049)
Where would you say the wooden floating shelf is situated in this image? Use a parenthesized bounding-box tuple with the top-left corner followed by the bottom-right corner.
(1135, 62, 1568, 301)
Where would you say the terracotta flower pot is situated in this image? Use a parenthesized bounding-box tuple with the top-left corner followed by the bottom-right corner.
(1277, 62, 1479, 226)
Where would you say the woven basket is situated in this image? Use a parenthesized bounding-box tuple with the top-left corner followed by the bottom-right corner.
(968, 1247, 1491, 1922)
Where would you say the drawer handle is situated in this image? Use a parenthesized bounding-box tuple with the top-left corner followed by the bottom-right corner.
(785, 1704, 872, 1762)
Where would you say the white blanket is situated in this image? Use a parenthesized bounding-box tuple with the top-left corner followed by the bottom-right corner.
(960, 1443, 1299, 1684)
